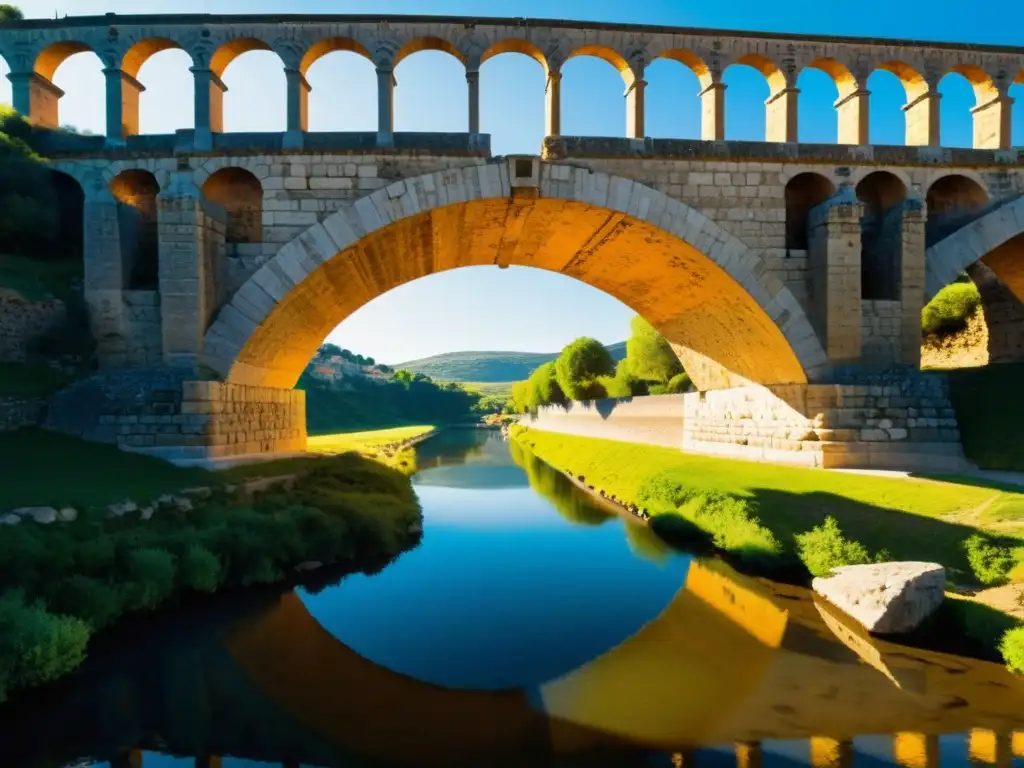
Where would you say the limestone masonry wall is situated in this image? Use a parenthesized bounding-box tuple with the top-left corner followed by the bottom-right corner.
(0, 396, 47, 432)
(682, 381, 967, 471)
(523, 395, 686, 449)
(44, 370, 305, 464)
(0, 290, 66, 362)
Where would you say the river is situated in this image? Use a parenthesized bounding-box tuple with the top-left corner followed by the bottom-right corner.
(2, 429, 1024, 768)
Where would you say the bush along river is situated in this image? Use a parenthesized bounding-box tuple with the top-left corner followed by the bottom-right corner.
(3, 429, 1024, 768)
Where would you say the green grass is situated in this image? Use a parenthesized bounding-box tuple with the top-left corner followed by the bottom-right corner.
(0, 254, 82, 302)
(0, 362, 73, 397)
(0, 429, 214, 509)
(308, 425, 436, 454)
(511, 426, 1024, 583)
(946, 362, 1024, 471)
(0, 426, 438, 509)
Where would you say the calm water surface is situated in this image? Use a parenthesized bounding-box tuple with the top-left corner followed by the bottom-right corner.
(3, 429, 1024, 768)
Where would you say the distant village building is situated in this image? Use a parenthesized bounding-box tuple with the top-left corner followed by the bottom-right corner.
(308, 354, 390, 385)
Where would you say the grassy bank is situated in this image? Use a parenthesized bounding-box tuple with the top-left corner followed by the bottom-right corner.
(509, 426, 1024, 582)
(0, 450, 423, 703)
(0, 425, 438, 509)
(510, 425, 1024, 667)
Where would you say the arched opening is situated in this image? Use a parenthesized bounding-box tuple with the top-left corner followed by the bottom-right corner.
(202, 167, 262, 244)
(866, 68, 913, 146)
(302, 40, 376, 132)
(213, 39, 286, 133)
(561, 47, 632, 137)
(123, 39, 194, 135)
(204, 169, 823, 393)
(110, 169, 160, 291)
(937, 70, 978, 148)
(49, 169, 85, 261)
(0, 52, 12, 108)
(37, 43, 104, 134)
(785, 173, 835, 251)
(856, 171, 908, 300)
(645, 53, 704, 140)
(480, 42, 547, 154)
(394, 39, 467, 133)
(1011, 80, 1024, 147)
(721, 60, 770, 141)
(796, 67, 840, 144)
(925, 174, 989, 246)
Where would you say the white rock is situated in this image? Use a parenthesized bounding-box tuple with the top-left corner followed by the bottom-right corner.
(57, 507, 78, 522)
(140, 506, 155, 520)
(13, 507, 59, 524)
(0, 513, 21, 526)
(172, 496, 194, 512)
(812, 561, 946, 635)
(108, 499, 138, 517)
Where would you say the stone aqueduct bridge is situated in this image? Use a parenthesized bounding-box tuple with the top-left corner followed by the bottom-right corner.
(5, 14, 1024, 469)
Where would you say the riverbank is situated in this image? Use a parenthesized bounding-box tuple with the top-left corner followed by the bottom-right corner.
(509, 425, 1024, 663)
(0, 430, 430, 704)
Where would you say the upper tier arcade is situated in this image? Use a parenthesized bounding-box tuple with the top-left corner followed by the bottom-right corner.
(1, 13, 1023, 150)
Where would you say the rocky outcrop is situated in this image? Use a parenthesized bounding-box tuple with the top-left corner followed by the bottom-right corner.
(812, 561, 946, 634)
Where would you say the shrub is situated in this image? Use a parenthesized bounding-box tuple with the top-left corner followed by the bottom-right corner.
(964, 533, 1015, 586)
(1000, 626, 1024, 673)
(664, 372, 692, 394)
(795, 516, 872, 577)
(597, 373, 632, 398)
(123, 548, 177, 611)
(922, 282, 981, 337)
(0, 590, 90, 702)
(179, 546, 222, 593)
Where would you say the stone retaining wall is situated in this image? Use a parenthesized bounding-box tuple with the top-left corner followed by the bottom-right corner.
(44, 369, 305, 464)
(522, 395, 686, 449)
(0, 396, 47, 431)
(682, 380, 968, 471)
(0, 291, 66, 362)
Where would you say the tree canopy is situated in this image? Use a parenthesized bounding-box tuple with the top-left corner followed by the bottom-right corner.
(509, 316, 691, 413)
(0, 5, 23, 22)
(625, 316, 684, 383)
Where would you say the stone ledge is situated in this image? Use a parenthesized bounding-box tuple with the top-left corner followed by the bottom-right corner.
(543, 136, 1024, 168)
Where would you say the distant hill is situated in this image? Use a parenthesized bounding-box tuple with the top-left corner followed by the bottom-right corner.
(395, 341, 627, 383)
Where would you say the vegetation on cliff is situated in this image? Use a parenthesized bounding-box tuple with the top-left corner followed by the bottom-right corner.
(510, 316, 691, 413)
(300, 363, 495, 434)
(0, 452, 422, 703)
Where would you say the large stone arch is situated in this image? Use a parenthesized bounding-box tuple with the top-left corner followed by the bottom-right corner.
(925, 195, 1024, 301)
(203, 160, 827, 392)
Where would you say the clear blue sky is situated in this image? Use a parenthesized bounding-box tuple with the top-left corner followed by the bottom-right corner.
(3, 0, 1022, 363)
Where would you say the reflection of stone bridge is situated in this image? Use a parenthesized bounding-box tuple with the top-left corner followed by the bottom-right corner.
(9, 559, 1024, 768)
(6, 15, 1024, 469)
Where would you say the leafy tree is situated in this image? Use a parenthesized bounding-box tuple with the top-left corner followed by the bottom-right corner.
(0, 5, 23, 23)
(664, 371, 692, 394)
(526, 362, 565, 410)
(625, 316, 683, 384)
(554, 337, 614, 401)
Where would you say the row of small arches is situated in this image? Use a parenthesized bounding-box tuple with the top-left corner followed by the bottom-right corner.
(6, 47, 1024, 150)
(785, 170, 992, 300)
(47, 165, 263, 291)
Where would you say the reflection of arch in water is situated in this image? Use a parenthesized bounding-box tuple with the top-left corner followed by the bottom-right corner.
(222, 558, 789, 762)
(222, 557, 1024, 763)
